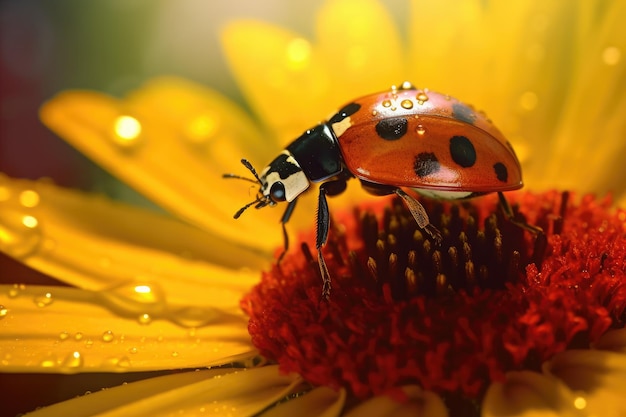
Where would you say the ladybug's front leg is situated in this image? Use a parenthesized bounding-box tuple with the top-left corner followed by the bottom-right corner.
(316, 186, 332, 300)
(277, 199, 298, 264)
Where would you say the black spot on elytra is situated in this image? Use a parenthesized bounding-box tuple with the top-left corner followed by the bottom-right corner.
(494, 162, 508, 182)
(449, 136, 477, 167)
(414, 152, 440, 177)
(452, 102, 476, 124)
(375, 117, 408, 140)
(271, 154, 302, 180)
(328, 102, 361, 124)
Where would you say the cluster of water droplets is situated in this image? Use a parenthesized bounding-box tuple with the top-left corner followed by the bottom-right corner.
(0, 181, 46, 260)
(1, 279, 242, 372)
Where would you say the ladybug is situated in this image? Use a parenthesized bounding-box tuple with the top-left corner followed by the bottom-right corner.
(224, 81, 541, 299)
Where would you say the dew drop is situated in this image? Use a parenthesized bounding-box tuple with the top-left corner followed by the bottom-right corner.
(102, 330, 114, 343)
(18, 190, 40, 208)
(371, 110, 378, 116)
(84, 339, 94, 348)
(416, 92, 429, 104)
(40, 355, 58, 368)
(0, 305, 7, 319)
(602, 46, 621, 66)
(74, 332, 84, 341)
(117, 356, 131, 368)
(519, 91, 539, 111)
(400, 99, 414, 109)
(8, 284, 25, 299)
(186, 113, 219, 145)
(59, 331, 70, 341)
(34, 292, 53, 308)
(416, 125, 426, 136)
(112, 115, 142, 149)
(0, 210, 43, 259)
(573, 395, 587, 410)
(128, 347, 138, 354)
(98, 280, 166, 320)
(382, 99, 392, 108)
(138, 313, 152, 325)
(170, 306, 220, 328)
(171, 351, 179, 358)
(62, 351, 83, 369)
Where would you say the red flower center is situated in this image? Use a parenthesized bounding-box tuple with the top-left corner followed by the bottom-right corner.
(241, 191, 626, 410)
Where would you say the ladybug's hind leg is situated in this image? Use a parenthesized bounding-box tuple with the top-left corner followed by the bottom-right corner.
(497, 192, 544, 235)
(497, 192, 547, 265)
(394, 188, 443, 245)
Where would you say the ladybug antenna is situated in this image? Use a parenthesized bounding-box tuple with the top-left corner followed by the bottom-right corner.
(240, 158, 262, 183)
(222, 159, 263, 185)
(233, 195, 268, 219)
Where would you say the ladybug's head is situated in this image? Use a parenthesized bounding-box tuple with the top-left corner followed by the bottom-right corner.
(224, 154, 309, 219)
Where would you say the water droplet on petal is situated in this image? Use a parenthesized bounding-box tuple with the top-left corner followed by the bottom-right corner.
(40, 355, 58, 368)
(117, 356, 131, 368)
(416, 125, 426, 136)
(0, 210, 43, 258)
(18, 190, 40, 208)
(128, 347, 138, 354)
(8, 284, 25, 299)
(573, 395, 587, 410)
(0, 305, 7, 319)
(98, 280, 166, 321)
(185, 113, 219, 145)
(171, 351, 179, 358)
(138, 313, 152, 324)
(112, 115, 142, 149)
(59, 331, 70, 341)
(74, 332, 84, 341)
(62, 351, 83, 369)
(34, 292, 53, 308)
(170, 306, 221, 328)
(84, 339, 94, 348)
(382, 99, 392, 108)
(602, 46, 621, 66)
(401, 99, 414, 109)
(519, 91, 539, 111)
(285, 37, 311, 70)
(102, 330, 114, 343)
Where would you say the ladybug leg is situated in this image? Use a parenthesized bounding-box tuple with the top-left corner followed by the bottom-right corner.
(316, 185, 332, 300)
(497, 192, 544, 235)
(277, 199, 298, 264)
(394, 188, 443, 245)
(498, 192, 547, 265)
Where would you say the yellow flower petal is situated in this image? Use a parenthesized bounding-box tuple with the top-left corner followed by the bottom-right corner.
(26, 365, 300, 417)
(222, 0, 403, 145)
(544, 348, 626, 417)
(222, 20, 330, 144)
(39, 77, 282, 254)
(482, 371, 583, 417)
(0, 285, 254, 373)
(0, 175, 260, 307)
(540, 2, 626, 197)
(260, 386, 345, 417)
(408, 1, 626, 202)
(342, 386, 448, 417)
(315, 0, 404, 99)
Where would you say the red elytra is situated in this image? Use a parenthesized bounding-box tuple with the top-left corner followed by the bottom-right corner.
(333, 84, 522, 193)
